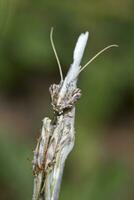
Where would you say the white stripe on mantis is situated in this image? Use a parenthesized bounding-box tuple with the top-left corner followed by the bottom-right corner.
(73, 32, 89, 68)
(57, 31, 89, 105)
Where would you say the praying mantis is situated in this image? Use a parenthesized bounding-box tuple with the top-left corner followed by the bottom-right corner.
(32, 28, 118, 200)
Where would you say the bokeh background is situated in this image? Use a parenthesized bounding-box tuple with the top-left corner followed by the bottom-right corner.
(0, 0, 134, 199)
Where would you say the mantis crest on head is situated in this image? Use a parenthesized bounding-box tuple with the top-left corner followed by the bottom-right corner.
(32, 28, 118, 200)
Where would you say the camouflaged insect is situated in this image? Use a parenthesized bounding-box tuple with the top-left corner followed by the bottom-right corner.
(32, 29, 118, 200)
(32, 31, 89, 200)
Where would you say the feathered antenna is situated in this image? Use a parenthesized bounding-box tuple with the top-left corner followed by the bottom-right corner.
(79, 44, 118, 74)
(50, 27, 63, 82)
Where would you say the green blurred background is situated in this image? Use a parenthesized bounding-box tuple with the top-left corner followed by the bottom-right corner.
(0, 0, 134, 199)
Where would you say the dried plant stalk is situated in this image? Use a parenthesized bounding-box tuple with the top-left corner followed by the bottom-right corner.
(32, 29, 118, 200)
